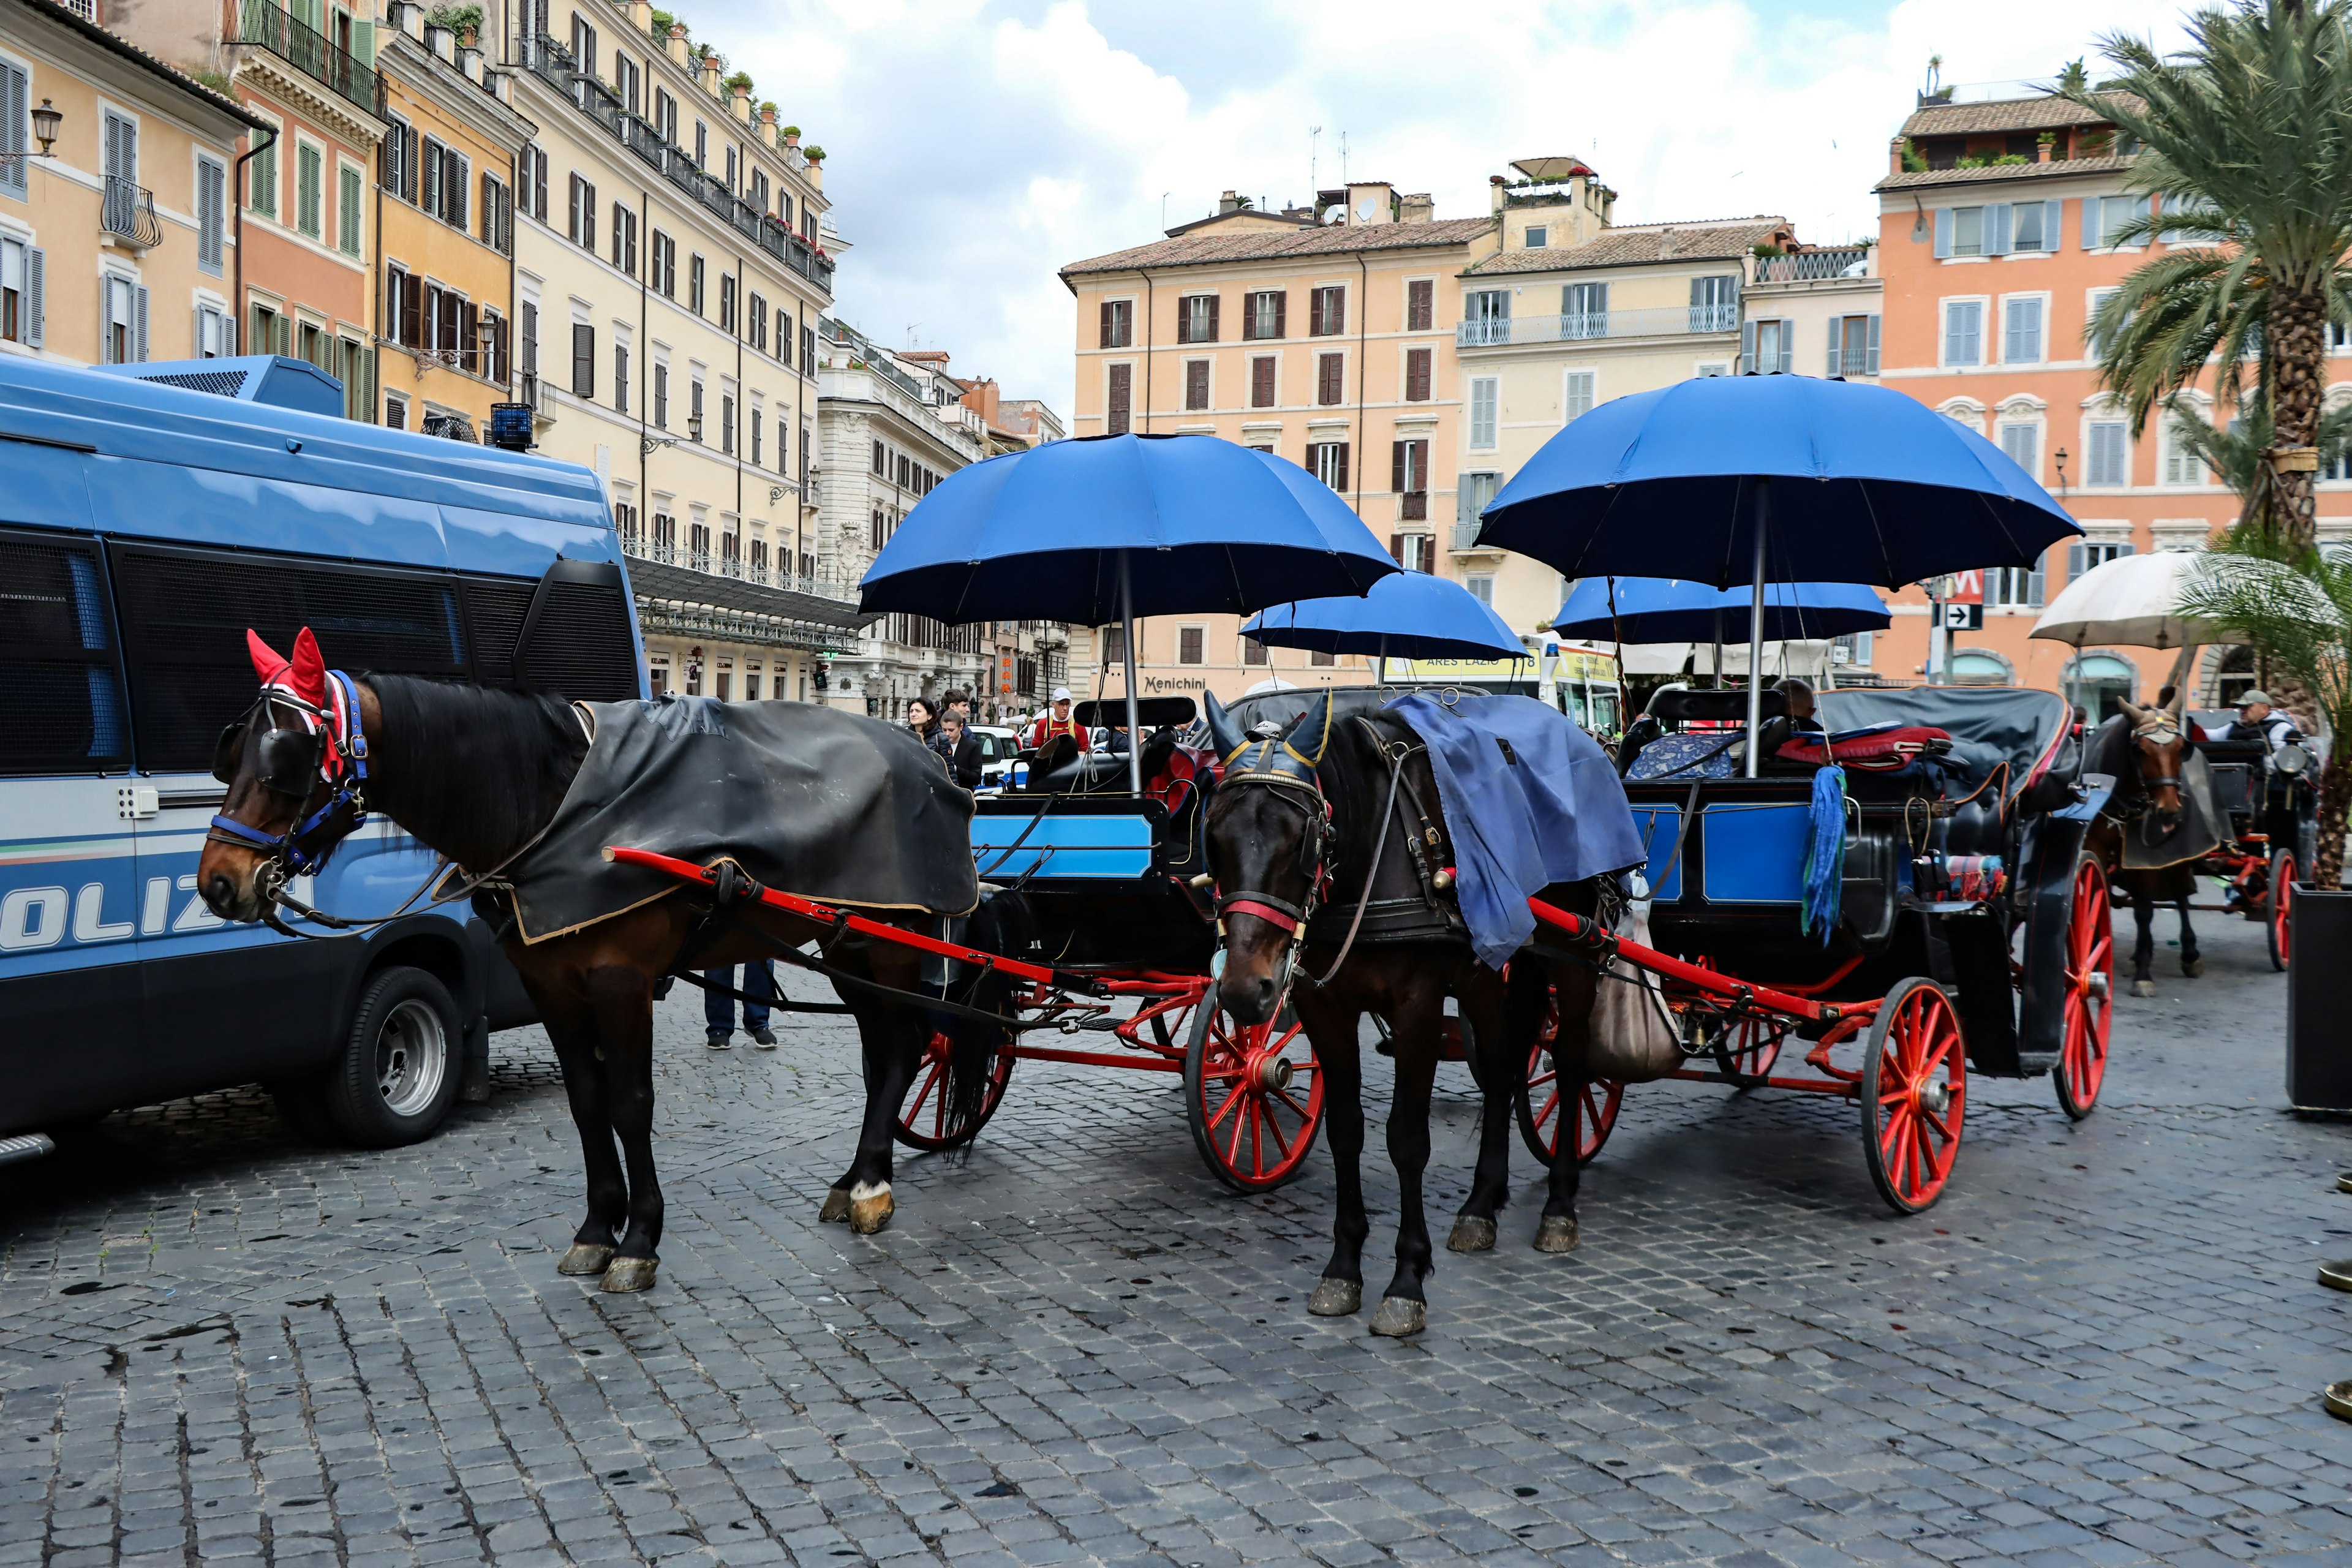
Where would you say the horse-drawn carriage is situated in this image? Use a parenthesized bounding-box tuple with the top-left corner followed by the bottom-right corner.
(2184, 709, 2317, 970)
(1516, 681, 2114, 1213)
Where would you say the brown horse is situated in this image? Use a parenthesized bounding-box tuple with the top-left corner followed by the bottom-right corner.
(2085, 688, 2203, 997)
(1200, 692, 1602, 1338)
(199, 629, 1016, 1292)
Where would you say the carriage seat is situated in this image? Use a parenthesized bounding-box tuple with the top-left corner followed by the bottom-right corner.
(1621, 687, 1788, 780)
(1027, 726, 1180, 795)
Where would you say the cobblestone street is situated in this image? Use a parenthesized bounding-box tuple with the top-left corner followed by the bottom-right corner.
(2, 911, 2348, 1568)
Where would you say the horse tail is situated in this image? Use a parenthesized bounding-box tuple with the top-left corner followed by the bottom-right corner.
(942, 889, 1032, 1134)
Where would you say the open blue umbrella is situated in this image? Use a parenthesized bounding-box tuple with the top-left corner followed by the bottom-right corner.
(1242, 570, 1526, 664)
(1481, 376, 2079, 772)
(859, 432, 1397, 790)
(1551, 577, 1891, 643)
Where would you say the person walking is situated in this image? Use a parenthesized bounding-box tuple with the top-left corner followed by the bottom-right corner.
(704, 959, 777, 1050)
(907, 695, 939, 739)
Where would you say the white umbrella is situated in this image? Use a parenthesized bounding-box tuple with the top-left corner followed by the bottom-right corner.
(2029, 549, 2242, 650)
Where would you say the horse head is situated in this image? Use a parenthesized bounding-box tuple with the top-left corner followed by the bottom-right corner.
(2115, 688, 2188, 832)
(1201, 692, 1335, 1025)
(199, 627, 372, 924)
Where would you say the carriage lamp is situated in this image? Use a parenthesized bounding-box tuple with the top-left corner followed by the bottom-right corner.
(2054, 447, 2070, 490)
(687, 412, 704, 443)
(30, 99, 61, 156)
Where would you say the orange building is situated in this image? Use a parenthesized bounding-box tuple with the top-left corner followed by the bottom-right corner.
(1871, 89, 2346, 715)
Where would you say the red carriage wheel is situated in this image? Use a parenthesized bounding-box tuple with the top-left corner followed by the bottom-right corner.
(892, 1030, 1014, 1152)
(1184, 997, 1324, 1191)
(2269, 849, 2296, 973)
(2054, 855, 2114, 1120)
(1859, 978, 1966, 1214)
(1514, 987, 1622, 1165)
(1713, 1016, 1783, 1089)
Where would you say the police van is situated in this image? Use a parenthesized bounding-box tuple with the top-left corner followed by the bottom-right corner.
(0, 354, 643, 1162)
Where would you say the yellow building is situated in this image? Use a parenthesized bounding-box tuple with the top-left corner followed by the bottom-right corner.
(0, 0, 265, 369)
(372, 1, 534, 438)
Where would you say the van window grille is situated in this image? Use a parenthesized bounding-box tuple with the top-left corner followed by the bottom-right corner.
(0, 529, 129, 775)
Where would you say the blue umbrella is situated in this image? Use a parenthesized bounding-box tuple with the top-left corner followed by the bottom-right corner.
(1551, 577, 1891, 643)
(860, 432, 1398, 790)
(1480, 376, 2079, 772)
(1242, 570, 1527, 663)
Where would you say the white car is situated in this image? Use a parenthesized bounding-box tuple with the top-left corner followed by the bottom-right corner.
(967, 726, 1022, 791)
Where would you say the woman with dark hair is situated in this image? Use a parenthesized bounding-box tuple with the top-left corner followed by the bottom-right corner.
(907, 696, 938, 739)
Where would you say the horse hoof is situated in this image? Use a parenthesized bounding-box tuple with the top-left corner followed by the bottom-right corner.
(1447, 1215, 1497, 1253)
(1533, 1215, 1580, 1254)
(599, 1257, 658, 1293)
(2131, 979, 2158, 998)
(2183, 958, 2204, 978)
(1306, 1278, 1362, 1317)
(556, 1243, 616, 1276)
(848, 1183, 894, 1235)
(818, 1187, 851, 1224)
(1369, 1296, 1427, 1338)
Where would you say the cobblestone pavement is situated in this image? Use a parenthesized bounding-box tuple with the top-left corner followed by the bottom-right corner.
(2, 911, 2350, 1568)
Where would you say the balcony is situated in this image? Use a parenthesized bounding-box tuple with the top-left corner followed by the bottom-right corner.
(238, 0, 380, 114)
(100, 176, 162, 248)
(1455, 302, 1741, 349)
(1752, 247, 1871, 283)
(1451, 520, 1501, 552)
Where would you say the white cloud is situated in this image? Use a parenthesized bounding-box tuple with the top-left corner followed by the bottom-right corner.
(693, 0, 2196, 426)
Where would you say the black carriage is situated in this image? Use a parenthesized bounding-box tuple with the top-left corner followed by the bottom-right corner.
(1520, 683, 2114, 1213)
(2183, 710, 2320, 970)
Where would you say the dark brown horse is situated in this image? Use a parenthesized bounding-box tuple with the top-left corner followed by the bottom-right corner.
(1200, 692, 1602, 1338)
(199, 629, 1016, 1292)
(2085, 689, 2203, 997)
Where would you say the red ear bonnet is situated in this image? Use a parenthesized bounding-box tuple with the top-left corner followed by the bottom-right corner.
(287, 628, 328, 706)
(247, 629, 290, 684)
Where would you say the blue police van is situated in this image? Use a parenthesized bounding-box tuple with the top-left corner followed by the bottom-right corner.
(0, 354, 644, 1161)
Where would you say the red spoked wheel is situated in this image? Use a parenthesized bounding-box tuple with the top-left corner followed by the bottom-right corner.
(892, 1030, 1015, 1152)
(2055, 854, 2114, 1120)
(1184, 997, 1324, 1192)
(1713, 1015, 1784, 1089)
(1860, 978, 1966, 1215)
(2269, 849, 2296, 973)
(1514, 989, 1622, 1166)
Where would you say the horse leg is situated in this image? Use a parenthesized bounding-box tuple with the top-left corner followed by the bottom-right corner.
(1370, 982, 1445, 1338)
(2178, 894, 2202, 977)
(1530, 958, 1588, 1253)
(2131, 889, 2159, 997)
(1297, 992, 1366, 1317)
(1447, 966, 1517, 1254)
(537, 995, 627, 1277)
(585, 965, 663, 1292)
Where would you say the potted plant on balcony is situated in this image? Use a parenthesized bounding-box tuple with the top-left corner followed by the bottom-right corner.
(725, 70, 753, 96)
(2180, 534, 2352, 1108)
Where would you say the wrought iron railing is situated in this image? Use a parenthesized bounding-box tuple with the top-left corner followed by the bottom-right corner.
(1457, 303, 1741, 348)
(1752, 247, 1870, 283)
(237, 0, 379, 112)
(101, 176, 163, 247)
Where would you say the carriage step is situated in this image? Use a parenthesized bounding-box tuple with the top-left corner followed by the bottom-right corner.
(1079, 1015, 1125, 1033)
(0, 1133, 56, 1168)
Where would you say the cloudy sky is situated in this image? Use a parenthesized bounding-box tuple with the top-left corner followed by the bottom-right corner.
(699, 0, 2197, 424)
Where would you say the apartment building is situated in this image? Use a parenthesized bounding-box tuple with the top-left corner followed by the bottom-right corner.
(111, 0, 387, 417)
(1869, 88, 2348, 712)
(0, 0, 266, 369)
(507, 0, 854, 703)
(1060, 180, 1495, 704)
(371, 1, 531, 439)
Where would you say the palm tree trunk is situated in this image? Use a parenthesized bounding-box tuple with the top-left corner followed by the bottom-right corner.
(2316, 734, 2350, 891)
(2269, 284, 2327, 551)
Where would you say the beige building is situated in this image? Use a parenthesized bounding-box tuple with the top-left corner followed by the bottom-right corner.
(506, 0, 854, 702)
(1, 0, 265, 369)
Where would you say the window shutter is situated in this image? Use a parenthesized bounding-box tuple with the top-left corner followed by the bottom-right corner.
(1866, 315, 1880, 375)
(2044, 201, 2062, 253)
(1987, 203, 2012, 255)
(1099, 300, 1113, 348)
(24, 246, 41, 347)
(1273, 291, 1286, 339)
(1390, 533, 1405, 564)
(2080, 195, 2099, 250)
(462, 301, 479, 374)
(1392, 441, 1408, 494)
(572, 322, 594, 398)
(1933, 207, 1952, 258)
(1777, 325, 1793, 375)
(448, 149, 467, 228)
(2028, 551, 2046, 608)
(0, 60, 26, 198)
(1739, 319, 1754, 374)
(1456, 475, 1475, 530)
(424, 138, 441, 216)
(1207, 295, 1219, 342)
(1825, 315, 1843, 377)
(2067, 541, 2084, 582)
(197, 159, 224, 274)
(134, 285, 149, 363)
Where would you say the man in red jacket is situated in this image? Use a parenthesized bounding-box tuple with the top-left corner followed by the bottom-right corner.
(1025, 687, 1089, 752)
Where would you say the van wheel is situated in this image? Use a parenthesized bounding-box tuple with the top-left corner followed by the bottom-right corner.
(323, 967, 462, 1147)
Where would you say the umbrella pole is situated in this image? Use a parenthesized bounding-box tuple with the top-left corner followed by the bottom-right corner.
(1119, 549, 1144, 796)
(1711, 608, 1723, 690)
(1744, 482, 1770, 778)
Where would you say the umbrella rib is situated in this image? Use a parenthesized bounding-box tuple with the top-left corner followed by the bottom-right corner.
(1857, 480, 1896, 589)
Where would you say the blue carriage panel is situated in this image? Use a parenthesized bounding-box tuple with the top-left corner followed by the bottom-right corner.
(1629, 805, 1684, 902)
(1700, 803, 1811, 905)
(971, 813, 1157, 881)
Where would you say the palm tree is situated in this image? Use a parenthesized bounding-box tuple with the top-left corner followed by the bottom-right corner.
(2069, 0, 2352, 550)
(2164, 397, 2352, 506)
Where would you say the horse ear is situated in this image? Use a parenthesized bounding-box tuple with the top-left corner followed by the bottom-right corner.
(287, 627, 329, 706)
(2157, 684, 2177, 710)
(1202, 691, 1246, 761)
(2117, 698, 2145, 726)
(1283, 692, 1336, 767)
(246, 629, 290, 683)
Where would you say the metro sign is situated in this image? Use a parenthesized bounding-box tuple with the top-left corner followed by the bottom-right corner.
(1946, 569, 1985, 606)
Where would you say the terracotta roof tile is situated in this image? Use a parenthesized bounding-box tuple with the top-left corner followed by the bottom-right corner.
(1897, 94, 2128, 138)
(1874, 154, 2135, 194)
(1060, 217, 1494, 279)
(1462, 219, 1789, 276)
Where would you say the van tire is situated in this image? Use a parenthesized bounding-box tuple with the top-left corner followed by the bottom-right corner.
(322, 967, 463, 1147)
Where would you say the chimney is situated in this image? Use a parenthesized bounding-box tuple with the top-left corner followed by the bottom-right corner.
(760, 104, 778, 148)
(628, 0, 652, 32)
(1218, 189, 1243, 214)
(1398, 191, 1434, 224)
(1344, 181, 1396, 225)
(731, 83, 753, 123)
(1889, 136, 1907, 176)
(1490, 173, 1508, 217)
(666, 22, 688, 66)
(701, 51, 723, 99)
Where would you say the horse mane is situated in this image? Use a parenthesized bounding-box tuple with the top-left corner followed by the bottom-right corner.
(361, 674, 590, 872)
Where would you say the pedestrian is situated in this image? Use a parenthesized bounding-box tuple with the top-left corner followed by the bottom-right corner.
(937, 707, 984, 789)
(704, 959, 777, 1050)
(906, 695, 938, 741)
(943, 687, 974, 725)
(1025, 687, 1089, 752)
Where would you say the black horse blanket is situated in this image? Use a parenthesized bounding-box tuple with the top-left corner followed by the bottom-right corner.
(505, 697, 978, 942)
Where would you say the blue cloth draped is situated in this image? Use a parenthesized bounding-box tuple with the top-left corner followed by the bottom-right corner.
(1801, 765, 1847, 943)
(1384, 692, 1645, 968)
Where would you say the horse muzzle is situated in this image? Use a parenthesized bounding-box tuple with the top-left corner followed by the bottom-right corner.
(1213, 943, 1289, 1026)
(197, 842, 279, 924)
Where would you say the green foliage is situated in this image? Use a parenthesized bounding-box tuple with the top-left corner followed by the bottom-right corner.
(2057, 57, 2089, 94)
(760, 100, 777, 116)
(1901, 138, 1928, 173)
(780, 124, 801, 137)
(1956, 152, 1992, 168)
(804, 145, 825, 162)
(724, 70, 753, 93)
(192, 68, 235, 98)
(2165, 398, 2352, 499)
(649, 7, 682, 40)
(1752, 243, 1785, 258)
(426, 2, 481, 35)
(1993, 153, 2030, 165)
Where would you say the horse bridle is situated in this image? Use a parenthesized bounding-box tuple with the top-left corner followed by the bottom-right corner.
(1210, 734, 1332, 944)
(205, 668, 371, 882)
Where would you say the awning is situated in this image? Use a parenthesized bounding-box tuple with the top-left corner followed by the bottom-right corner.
(624, 556, 878, 631)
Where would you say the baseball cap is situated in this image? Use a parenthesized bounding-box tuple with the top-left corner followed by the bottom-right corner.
(2240, 689, 2272, 707)
(1052, 686, 1072, 702)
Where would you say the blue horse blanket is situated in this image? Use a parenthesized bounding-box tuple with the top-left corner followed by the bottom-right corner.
(1384, 692, 1645, 967)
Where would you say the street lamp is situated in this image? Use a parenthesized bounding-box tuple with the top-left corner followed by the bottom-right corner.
(2053, 446, 2070, 492)
(30, 99, 61, 156)
(641, 433, 681, 456)
(687, 411, 704, 443)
